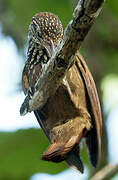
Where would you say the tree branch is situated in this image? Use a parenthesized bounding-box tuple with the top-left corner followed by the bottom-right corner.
(90, 164, 118, 180)
(20, 0, 105, 115)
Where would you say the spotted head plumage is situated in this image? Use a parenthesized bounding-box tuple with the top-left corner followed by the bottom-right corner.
(28, 12, 63, 47)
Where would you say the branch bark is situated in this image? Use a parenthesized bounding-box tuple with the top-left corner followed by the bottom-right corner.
(20, 0, 105, 115)
(90, 164, 118, 180)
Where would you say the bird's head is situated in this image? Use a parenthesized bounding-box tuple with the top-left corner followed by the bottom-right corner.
(28, 12, 63, 48)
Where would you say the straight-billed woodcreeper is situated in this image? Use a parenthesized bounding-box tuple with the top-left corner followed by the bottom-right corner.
(21, 12, 102, 173)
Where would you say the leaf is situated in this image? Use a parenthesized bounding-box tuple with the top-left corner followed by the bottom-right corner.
(0, 129, 68, 179)
(106, 0, 118, 17)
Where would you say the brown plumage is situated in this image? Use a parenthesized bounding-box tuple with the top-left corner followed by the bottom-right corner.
(21, 12, 102, 173)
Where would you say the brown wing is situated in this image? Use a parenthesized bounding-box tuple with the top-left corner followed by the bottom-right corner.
(75, 52, 102, 166)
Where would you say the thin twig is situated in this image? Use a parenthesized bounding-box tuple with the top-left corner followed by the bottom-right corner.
(20, 0, 105, 115)
(90, 164, 118, 180)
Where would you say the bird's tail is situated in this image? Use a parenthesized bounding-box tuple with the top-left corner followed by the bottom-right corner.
(41, 142, 84, 173)
(66, 148, 84, 173)
(41, 132, 84, 173)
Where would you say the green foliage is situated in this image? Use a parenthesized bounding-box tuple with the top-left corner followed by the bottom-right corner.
(0, 129, 68, 179)
(106, 0, 118, 16)
(7, 0, 72, 33)
(0, 129, 92, 179)
(0, 0, 118, 179)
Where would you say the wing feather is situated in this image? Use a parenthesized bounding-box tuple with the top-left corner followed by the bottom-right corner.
(75, 53, 102, 166)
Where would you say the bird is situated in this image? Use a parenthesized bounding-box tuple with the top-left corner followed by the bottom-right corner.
(21, 12, 102, 173)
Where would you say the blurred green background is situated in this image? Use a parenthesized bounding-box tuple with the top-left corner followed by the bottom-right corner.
(0, 0, 118, 179)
